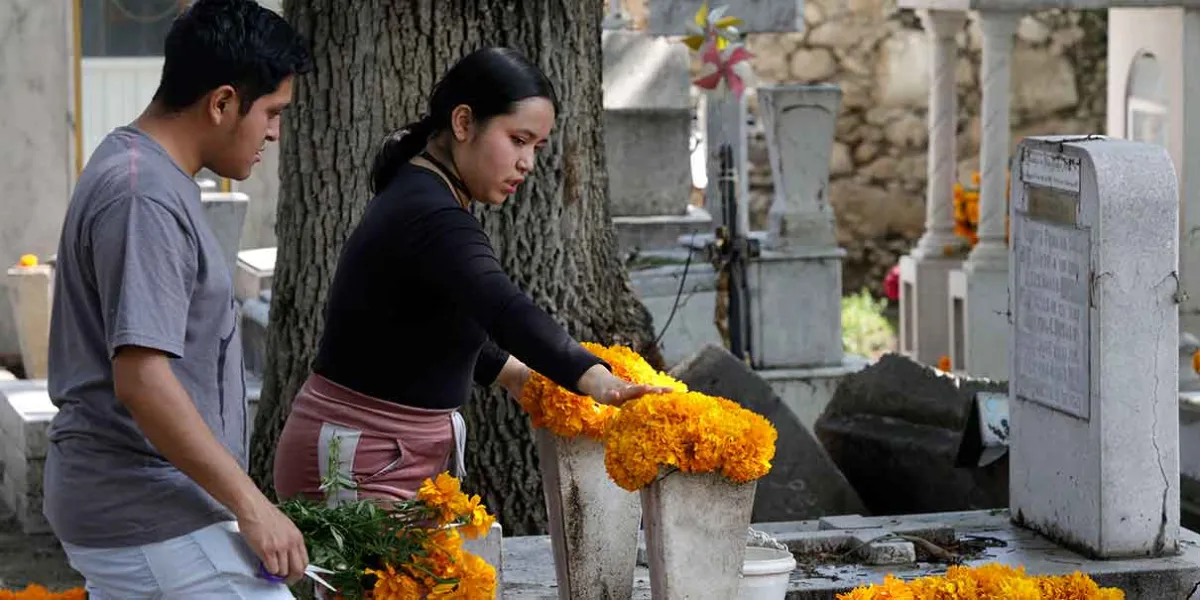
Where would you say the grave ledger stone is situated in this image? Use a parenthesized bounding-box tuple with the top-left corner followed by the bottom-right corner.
(1009, 135, 1180, 559)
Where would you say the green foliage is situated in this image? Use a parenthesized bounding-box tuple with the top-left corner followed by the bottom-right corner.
(842, 288, 894, 358)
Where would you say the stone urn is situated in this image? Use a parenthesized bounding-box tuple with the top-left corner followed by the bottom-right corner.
(535, 428, 642, 599)
(641, 469, 757, 598)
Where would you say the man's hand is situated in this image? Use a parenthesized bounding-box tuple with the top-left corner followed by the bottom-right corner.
(113, 346, 309, 583)
(236, 497, 309, 585)
(576, 364, 673, 407)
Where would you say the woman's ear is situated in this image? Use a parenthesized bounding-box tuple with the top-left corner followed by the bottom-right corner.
(450, 104, 474, 142)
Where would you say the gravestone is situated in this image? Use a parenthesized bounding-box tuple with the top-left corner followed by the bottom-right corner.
(753, 84, 844, 370)
(1008, 135, 1180, 558)
(602, 30, 692, 218)
(670, 343, 867, 522)
(0, 379, 56, 534)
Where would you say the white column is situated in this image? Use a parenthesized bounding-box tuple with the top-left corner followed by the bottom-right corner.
(898, 9, 966, 365)
(958, 10, 1019, 379)
(912, 10, 968, 258)
(969, 11, 1020, 269)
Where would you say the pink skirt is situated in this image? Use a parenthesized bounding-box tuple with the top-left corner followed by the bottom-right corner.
(273, 374, 465, 504)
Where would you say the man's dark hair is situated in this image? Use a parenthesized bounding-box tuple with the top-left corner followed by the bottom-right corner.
(152, 0, 313, 114)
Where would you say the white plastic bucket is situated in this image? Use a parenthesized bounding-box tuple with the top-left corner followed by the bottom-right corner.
(738, 546, 797, 599)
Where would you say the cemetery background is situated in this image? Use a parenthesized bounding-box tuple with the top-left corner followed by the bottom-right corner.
(7, 0, 1200, 598)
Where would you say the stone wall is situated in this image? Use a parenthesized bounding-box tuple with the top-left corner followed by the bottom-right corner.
(622, 0, 1107, 297)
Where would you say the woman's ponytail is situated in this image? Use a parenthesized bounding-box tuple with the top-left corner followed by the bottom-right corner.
(370, 117, 435, 194)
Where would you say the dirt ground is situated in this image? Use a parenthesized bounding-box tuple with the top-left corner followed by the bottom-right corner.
(0, 511, 82, 593)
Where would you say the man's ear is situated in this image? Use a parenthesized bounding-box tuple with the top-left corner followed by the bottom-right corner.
(207, 85, 239, 125)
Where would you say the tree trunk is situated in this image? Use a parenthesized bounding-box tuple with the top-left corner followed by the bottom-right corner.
(250, 0, 662, 536)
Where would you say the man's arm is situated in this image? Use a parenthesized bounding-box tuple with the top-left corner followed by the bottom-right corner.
(113, 346, 307, 581)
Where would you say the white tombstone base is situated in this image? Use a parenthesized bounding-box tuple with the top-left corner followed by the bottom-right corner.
(947, 265, 1009, 379)
(899, 254, 962, 366)
(759, 357, 872, 433)
(750, 249, 845, 369)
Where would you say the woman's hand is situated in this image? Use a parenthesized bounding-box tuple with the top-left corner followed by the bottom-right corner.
(576, 364, 672, 407)
(497, 356, 531, 401)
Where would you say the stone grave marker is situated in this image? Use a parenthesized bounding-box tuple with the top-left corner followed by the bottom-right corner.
(602, 30, 692, 219)
(669, 343, 867, 522)
(1008, 135, 1180, 558)
(0, 379, 56, 534)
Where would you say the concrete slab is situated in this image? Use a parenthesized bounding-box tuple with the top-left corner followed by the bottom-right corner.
(498, 510, 1200, 599)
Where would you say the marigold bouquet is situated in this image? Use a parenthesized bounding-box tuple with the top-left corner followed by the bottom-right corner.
(837, 563, 1124, 600)
(519, 342, 777, 490)
(518, 342, 687, 439)
(0, 585, 85, 600)
(277, 438, 498, 599)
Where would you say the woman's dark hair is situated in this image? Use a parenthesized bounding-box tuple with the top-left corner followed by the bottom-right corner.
(370, 47, 559, 194)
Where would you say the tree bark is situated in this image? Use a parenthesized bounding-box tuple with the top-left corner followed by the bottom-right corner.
(250, 0, 661, 536)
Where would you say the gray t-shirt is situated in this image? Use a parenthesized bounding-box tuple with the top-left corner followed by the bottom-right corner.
(44, 125, 247, 548)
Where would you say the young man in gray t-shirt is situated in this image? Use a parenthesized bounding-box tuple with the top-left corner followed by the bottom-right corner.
(44, 1, 313, 596)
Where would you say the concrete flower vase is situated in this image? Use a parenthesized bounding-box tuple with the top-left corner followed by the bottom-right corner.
(535, 428, 642, 599)
(5, 264, 53, 380)
(641, 470, 758, 599)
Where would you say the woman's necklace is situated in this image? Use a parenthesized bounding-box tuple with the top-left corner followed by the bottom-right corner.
(419, 150, 471, 208)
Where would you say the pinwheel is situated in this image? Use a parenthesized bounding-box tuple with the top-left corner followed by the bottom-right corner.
(682, 2, 744, 52)
(681, 3, 756, 100)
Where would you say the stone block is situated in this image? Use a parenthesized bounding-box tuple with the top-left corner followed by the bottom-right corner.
(0, 379, 55, 534)
(759, 358, 871, 434)
(749, 249, 845, 369)
(612, 209, 712, 255)
(234, 247, 276, 302)
(670, 343, 868, 522)
(240, 290, 271, 377)
(603, 111, 693, 217)
(814, 353, 1009, 515)
(630, 263, 722, 369)
(0, 380, 54, 460)
(647, 0, 804, 34)
(200, 192, 250, 280)
(602, 30, 693, 218)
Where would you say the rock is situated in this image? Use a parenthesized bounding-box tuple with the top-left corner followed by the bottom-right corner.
(813, 354, 1009, 515)
(1011, 46, 1078, 115)
(669, 344, 868, 523)
(882, 113, 925, 149)
(789, 48, 837, 82)
(1017, 16, 1052, 44)
(830, 142, 853, 176)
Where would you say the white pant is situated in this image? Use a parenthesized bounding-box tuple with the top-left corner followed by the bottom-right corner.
(60, 521, 294, 599)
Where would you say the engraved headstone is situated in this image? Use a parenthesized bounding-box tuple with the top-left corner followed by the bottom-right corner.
(1008, 136, 1180, 558)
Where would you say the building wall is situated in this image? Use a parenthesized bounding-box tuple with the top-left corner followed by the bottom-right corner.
(0, 0, 75, 360)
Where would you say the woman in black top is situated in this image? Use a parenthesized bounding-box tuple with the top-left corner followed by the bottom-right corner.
(273, 47, 666, 505)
